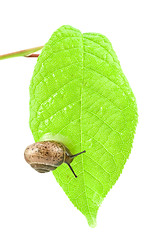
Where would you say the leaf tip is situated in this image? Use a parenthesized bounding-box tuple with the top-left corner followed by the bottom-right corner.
(87, 218, 97, 228)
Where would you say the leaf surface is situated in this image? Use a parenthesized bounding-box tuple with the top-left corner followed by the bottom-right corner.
(29, 25, 138, 227)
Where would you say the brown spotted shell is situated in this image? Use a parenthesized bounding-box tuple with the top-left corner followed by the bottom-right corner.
(24, 141, 72, 173)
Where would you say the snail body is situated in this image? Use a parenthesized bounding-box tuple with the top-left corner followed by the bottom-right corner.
(24, 141, 85, 177)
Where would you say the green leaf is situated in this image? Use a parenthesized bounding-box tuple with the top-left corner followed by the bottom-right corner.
(29, 25, 138, 227)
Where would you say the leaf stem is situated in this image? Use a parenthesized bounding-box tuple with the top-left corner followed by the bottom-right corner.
(0, 46, 43, 60)
(25, 53, 40, 58)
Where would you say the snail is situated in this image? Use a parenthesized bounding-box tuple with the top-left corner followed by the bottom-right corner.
(24, 141, 86, 178)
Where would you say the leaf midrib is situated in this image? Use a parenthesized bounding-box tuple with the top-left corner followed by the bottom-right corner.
(80, 34, 95, 222)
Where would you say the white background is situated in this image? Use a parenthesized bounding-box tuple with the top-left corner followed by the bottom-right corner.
(0, 0, 160, 239)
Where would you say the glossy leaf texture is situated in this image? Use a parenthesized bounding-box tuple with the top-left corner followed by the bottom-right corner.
(29, 25, 138, 227)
